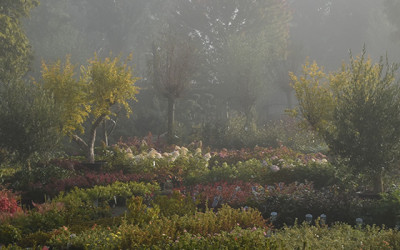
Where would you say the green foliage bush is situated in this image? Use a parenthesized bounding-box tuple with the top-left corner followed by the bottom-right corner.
(46, 218, 400, 249)
(51, 181, 159, 224)
(153, 191, 197, 217)
(291, 51, 400, 193)
(178, 205, 267, 236)
(54, 181, 159, 207)
(264, 161, 339, 189)
(17, 231, 52, 248)
(0, 224, 22, 246)
(205, 113, 280, 149)
(125, 196, 160, 226)
(50, 225, 122, 250)
(273, 223, 400, 249)
(10, 207, 65, 236)
(0, 81, 62, 165)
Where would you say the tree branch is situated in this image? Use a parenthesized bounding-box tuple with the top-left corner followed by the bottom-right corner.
(71, 134, 88, 151)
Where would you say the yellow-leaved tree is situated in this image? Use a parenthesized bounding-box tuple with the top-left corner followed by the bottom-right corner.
(39, 53, 139, 163)
(291, 50, 400, 193)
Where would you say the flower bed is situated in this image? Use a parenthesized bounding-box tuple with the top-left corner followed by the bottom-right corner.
(1, 144, 400, 248)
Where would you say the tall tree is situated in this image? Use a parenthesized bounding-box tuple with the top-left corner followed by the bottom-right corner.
(0, 0, 38, 82)
(0, 81, 62, 165)
(291, 50, 400, 193)
(173, 0, 291, 122)
(150, 26, 196, 143)
(39, 53, 139, 163)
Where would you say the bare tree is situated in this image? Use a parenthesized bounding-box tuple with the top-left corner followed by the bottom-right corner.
(151, 26, 196, 143)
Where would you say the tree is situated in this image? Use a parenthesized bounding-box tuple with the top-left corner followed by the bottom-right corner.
(173, 0, 291, 123)
(39, 53, 139, 163)
(0, 0, 38, 82)
(217, 32, 269, 131)
(150, 26, 196, 143)
(0, 81, 62, 165)
(291, 50, 400, 193)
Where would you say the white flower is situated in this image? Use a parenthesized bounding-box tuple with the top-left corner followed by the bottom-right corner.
(155, 152, 163, 159)
(204, 153, 211, 161)
(270, 165, 280, 172)
(126, 153, 134, 159)
(133, 155, 144, 162)
(148, 148, 158, 158)
(171, 150, 180, 158)
(180, 147, 189, 156)
(195, 148, 202, 156)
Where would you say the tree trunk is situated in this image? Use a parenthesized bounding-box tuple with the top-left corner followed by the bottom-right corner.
(373, 170, 384, 194)
(167, 96, 175, 143)
(244, 105, 257, 133)
(72, 134, 88, 151)
(87, 114, 107, 163)
(103, 120, 108, 146)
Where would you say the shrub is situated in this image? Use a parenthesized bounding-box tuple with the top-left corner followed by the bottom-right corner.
(178, 205, 267, 236)
(60, 225, 122, 250)
(264, 161, 339, 189)
(153, 191, 197, 217)
(291, 50, 400, 193)
(11, 208, 66, 236)
(0, 190, 21, 215)
(177, 181, 254, 209)
(42, 171, 155, 196)
(17, 231, 52, 248)
(0, 224, 22, 246)
(125, 196, 160, 226)
(272, 223, 400, 249)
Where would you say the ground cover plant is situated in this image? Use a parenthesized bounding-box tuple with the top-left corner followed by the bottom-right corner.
(1, 144, 400, 249)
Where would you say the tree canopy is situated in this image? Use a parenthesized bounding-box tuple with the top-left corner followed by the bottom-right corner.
(291, 50, 400, 193)
(39, 53, 139, 163)
(0, 0, 38, 82)
(0, 81, 62, 164)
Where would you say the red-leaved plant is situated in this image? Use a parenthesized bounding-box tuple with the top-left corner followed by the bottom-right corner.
(0, 189, 23, 221)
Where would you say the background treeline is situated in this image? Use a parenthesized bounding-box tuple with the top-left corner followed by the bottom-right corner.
(16, 0, 399, 149)
(2, 0, 400, 155)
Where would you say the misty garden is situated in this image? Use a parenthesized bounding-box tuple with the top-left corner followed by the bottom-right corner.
(2, 0, 400, 249)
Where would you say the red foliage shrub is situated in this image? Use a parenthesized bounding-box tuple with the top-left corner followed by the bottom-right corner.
(0, 189, 23, 221)
(176, 181, 256, 208)
(42, 171, 155, 196)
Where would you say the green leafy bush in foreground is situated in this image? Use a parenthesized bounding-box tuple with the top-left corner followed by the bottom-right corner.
(6, 221, 399, 249)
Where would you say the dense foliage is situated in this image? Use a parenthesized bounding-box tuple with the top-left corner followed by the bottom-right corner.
(39, 53, 139, 163)
(0, 0, 38, 82)
(0, 81, 61, 164)
(291, 50, 400, 193)
(1, 145, 400, 248)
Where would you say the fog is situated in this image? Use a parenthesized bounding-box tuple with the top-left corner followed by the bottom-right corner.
(22, 0, 400, 145)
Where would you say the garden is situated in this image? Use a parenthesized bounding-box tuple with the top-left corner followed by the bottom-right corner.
(2, 138, 400, 249)
(3, 0, 400, 249)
